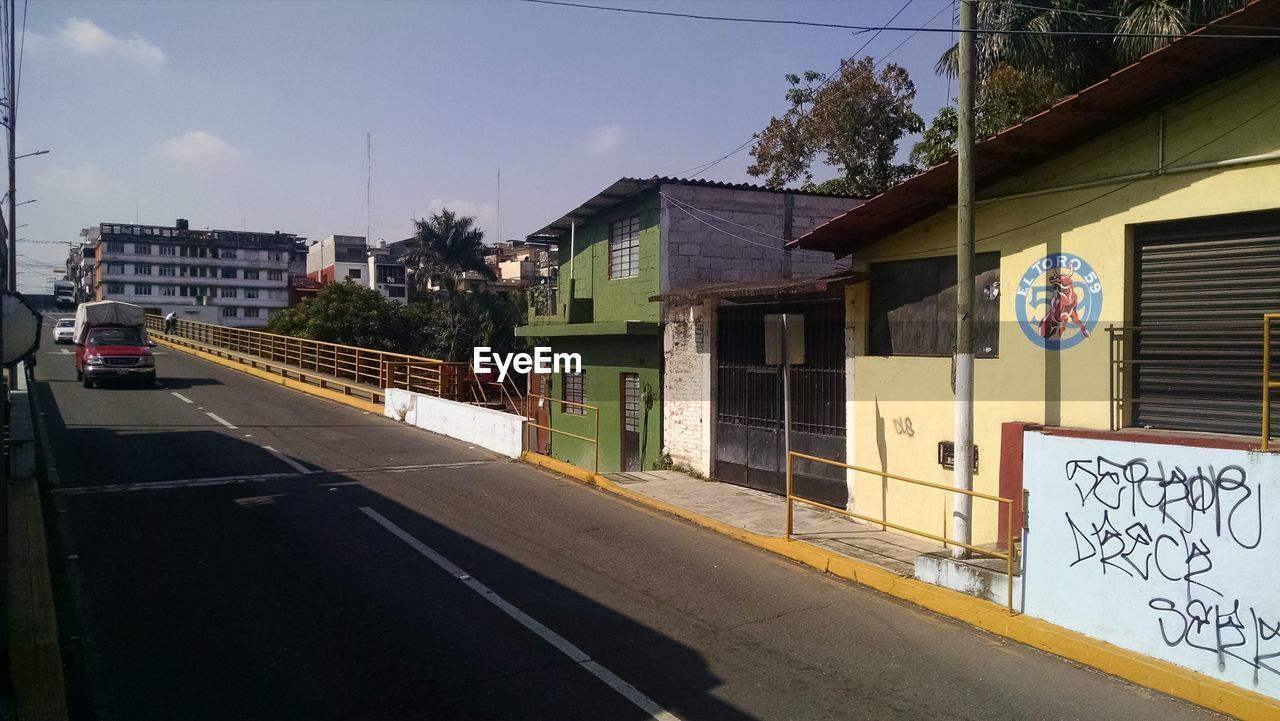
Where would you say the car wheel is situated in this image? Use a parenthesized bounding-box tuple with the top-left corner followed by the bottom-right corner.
(82, 376, 93, 388)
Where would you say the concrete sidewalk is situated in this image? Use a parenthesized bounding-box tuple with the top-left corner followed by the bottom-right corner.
(605, 470, 941, 576)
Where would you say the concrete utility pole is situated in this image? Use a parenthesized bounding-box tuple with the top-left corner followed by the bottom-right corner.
(952, 0, 976, 560)
(6, 0, 15, 291)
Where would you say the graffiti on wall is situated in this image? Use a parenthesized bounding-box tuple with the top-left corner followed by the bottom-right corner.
(1061, 454, 1278, 680)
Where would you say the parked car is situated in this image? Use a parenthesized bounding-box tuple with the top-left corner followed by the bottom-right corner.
(52, 318, 75, 344)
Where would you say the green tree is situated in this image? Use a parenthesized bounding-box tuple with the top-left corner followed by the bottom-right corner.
(748, 57, 924, 197)
(911, 65, 1063, 168)
(267, 280, 409, 351)
(402, 208, 496, 301)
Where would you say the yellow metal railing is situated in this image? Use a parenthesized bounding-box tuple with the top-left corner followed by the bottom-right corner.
(1263, 313, 1280, 451)
(146, 314, 468, 401)
(523, 393, 599, 474)
(785, 451, 1018, 614)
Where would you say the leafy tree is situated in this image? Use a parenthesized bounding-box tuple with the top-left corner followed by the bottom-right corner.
(748, 57, 924, 197)
(402, 208, 495, 301)
(911, 65, 1063, 167)
(267, 280, 408, 351)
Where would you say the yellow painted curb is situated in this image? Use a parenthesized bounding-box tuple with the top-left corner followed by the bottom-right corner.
(155, 337, 385, 416)
(522, 452, 1280, 721)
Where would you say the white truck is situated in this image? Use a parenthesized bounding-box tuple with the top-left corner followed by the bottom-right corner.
(54, 279, 75, 308)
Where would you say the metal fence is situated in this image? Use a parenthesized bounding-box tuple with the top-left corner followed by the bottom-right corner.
(146, 315, 468, 402)
(523, 393, 599, 474)
(785, 450, 1019, 614)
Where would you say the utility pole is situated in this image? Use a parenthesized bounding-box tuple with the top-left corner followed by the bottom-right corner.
(952, 0, 976, 560)
(7, 0, 16, 291)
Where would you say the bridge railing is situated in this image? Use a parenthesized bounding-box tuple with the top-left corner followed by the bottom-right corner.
(146, 315, 468, 402)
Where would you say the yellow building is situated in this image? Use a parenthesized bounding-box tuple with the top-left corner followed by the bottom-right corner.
(793, 4, 1280, 548)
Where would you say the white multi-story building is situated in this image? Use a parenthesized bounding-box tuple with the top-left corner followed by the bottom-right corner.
(87, 218, 306, 327)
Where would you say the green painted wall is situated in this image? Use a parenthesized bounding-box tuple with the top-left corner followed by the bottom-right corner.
(556, 194, 661, 324)
(544, 335, 662, 473)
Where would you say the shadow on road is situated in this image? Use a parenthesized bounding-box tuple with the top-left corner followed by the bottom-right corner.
(31, 378, 756, 721)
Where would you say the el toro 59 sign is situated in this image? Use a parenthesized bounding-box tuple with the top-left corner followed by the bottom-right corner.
(1015, 253, 1103, 351)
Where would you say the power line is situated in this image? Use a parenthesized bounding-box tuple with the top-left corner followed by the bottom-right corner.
(659, 191, 842, 259)
(671, 1, 952, 180)
(520, 0, 1280, 39)
(836, 89, 1280, 263)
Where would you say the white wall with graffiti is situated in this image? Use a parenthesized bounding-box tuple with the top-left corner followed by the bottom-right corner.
(1023, 431, 1279, 698)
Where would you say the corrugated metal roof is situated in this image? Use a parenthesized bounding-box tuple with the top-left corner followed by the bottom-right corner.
(791, 0, 1280, 256)
(527, 176, 860, 241)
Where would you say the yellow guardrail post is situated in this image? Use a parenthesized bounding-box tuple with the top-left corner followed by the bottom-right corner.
(787, 450, 1017, 614)
(524, 393, 600, 474)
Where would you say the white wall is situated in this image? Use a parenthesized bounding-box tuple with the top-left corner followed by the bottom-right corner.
(661, 301, 713, 475)
(384, 388, 524, 458)
(1023, 432, 1280, 699)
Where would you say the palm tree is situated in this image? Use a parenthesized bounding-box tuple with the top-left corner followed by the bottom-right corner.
(403, 208, 495, 302)
(936, 1, 1245, 94)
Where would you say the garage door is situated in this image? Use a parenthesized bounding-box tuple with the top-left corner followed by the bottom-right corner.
(1132, 210, 1280, 437)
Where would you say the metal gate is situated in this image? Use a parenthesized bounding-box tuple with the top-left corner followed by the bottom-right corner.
(1132, 211, 1280, 436)
(714, 298, 846, 506)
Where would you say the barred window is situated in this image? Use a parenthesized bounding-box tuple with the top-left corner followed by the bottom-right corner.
(134, 264, 152, 276)
(221, 307, 238, 318)
(106, 242, 125, 253)
(135, 243, 151, 255)
(267, 270, 283, 281)
(608, 217, 640, 279)
(159, 245, 176, 256)
(220, 287, 238, 298)
(244, 269, 259, 280)
(134, 283, 152, 296)
(107, 282, 124, 294)
(243, 308, 260, 318)
(161, 286, 176, 296)
(563, 371, 586, 415)
(244, 288, 259, 299)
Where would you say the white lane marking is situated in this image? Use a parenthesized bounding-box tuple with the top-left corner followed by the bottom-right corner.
(261, 445, 310, 475)
(61, 348, 72, 355)
(206, 412, 237, 429)
(359, 507, 681, 721)
(171, 392, 193, 404)
(52, 460, 496, 495)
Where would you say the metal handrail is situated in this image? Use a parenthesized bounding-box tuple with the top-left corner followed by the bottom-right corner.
(523, 392, 600, 474)
(1263, 313, 1280, 451)
(147, 314, 468, 401)
(785, 450, 1018, 614)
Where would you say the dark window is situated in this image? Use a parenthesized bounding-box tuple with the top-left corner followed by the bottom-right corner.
(387, 286, 406, 298)
(348, 268, 362, 279)
(268, 270, 283, 281)
(244, 269, 259, 280)
(244, 307, 260, 318)
(563, 371, 585, 415)
(609, 217, 640, 279)
(868, 253, 1000, 357)
(135, 243, 151, 255)
(221, 268, 237, 279)
(106, 242, 126, 253)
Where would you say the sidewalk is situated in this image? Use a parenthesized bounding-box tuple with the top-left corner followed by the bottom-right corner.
(605, 470, 940, 576)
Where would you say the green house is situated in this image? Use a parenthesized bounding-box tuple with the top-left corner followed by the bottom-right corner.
(517, 177, 860, 474)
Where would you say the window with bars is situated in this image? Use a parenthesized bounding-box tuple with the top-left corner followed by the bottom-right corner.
(107, 282, 124, 294)
(244, 308, 260, 318)
(608, 217, 640, 279)
(135, 243, 151, 255)
(159, 245, 175, 256)
(221, 307, 238, 318)
(135, 264, 152, 276)
(134, 283, 152, 296)
(267, 270, 283, 281)
(563, 371, 586, 414)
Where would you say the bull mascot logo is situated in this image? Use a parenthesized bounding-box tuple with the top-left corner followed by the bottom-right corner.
(1016, 254, 1103, 351)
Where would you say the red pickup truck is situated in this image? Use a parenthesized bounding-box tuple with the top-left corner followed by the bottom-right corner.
(76, 325, 157, 388)
(73, 301, 157, 388)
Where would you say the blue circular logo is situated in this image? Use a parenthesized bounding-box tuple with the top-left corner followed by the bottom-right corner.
(1015, 254, 1103, 350)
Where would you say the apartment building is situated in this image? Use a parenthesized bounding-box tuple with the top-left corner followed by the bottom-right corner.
(88, 218, 305, 327)
(308, 234, 409, 304)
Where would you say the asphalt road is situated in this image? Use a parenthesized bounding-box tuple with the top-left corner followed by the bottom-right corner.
(31, 315, 1224, 721)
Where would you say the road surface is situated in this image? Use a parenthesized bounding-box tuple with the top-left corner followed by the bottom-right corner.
(32, 316, 1222, 720)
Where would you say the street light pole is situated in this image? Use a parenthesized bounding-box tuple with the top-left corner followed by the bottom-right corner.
(952, 0, 976, 560)
(6, 0, 16, 293)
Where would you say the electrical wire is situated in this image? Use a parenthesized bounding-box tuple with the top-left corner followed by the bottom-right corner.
(520, 0, 1280, 39)
(659, 191, 844, 259)
(825, 90, 1280, 263)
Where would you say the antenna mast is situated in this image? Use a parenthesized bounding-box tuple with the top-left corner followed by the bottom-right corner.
(366, 132, 372, 244)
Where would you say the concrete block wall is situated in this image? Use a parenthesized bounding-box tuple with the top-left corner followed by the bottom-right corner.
(661, 301, 713, 476)
(658, 183, 861, 292)
(385, 388, 524, 458)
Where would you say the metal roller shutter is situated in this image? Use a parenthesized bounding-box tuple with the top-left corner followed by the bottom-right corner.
(1133, 210, 1280, 437)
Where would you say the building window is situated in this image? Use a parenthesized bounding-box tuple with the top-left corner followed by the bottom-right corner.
(161, 229, 171, 238)
(158, 244, 175, 256)
(269, 251, 284, 261)
(244, 288, 259, 299)
(135, 243, 151, 255)
(134, 283, 152, 296)
(159, 266, 175, 276)
(162, 286, 176, 296)
(106, 242, 126, 253)
(868, 252, 1001, 357)
(243, 307, 260, 319)
(221, 268, 237, 279)
(267, 270, 283, 281)
(221, 307, 238, 318)
(135, 264, 152, 276)
(268, 289, 285, 300)
(107, 262, 125, 275)
(388, 286, 406, 298)
(221, 249, 237, 259)
(107, 282, 124, 294)
(243, 269, 259, 280)
(220, 287, 238, 298)
(562, 371, 585, 415)
(609, 216, 640, 279)
(348, 268, 362, 279)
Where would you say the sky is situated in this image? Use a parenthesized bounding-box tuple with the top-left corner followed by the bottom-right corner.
(14, 0, 959, 292)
